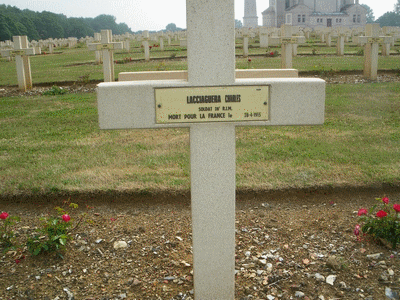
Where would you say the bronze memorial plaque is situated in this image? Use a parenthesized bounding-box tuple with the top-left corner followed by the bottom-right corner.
(155, 85, 269, 124)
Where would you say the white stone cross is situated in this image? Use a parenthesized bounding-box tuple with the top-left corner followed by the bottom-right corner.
(88, 30, 123, 82)
(0, 36, 36, 91)
(278, 24, 305, 68)
(97, 0, 325, 298)
(357, 24, 394, 80)
(141, 31, 151, 61)
(334, 27, 351, 56)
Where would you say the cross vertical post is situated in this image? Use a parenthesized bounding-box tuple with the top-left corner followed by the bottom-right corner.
(187, 0, 236, 297)
(101, 30, 115, 82)
(13, 36, 34, 91)
(281, 24, 293, 68)
(88, 30, 123, 81)
(142, 31, 150, 61)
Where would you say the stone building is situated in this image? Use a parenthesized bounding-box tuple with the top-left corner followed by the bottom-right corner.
(262, 0, 367, 29)
(244, 0, 259, 28)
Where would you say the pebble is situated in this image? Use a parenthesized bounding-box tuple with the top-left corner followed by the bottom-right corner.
(113, 241, 128, 249)
(326, 255, 341, 270)
(385, 287, 400, 300)
(326, 275, 337, 285)
(366, 253, 383, 260)
(63, 287, 74, 300)
(164, 276, 176, 281)
(295, 291, 305, 298)
(315, 273, 325, 281)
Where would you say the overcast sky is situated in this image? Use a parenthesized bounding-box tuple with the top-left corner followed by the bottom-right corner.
(2, 0, 395, 32)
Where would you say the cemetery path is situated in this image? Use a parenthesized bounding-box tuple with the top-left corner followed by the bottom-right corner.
(1, 71, 400, 98)
(0, 185, 399, 299)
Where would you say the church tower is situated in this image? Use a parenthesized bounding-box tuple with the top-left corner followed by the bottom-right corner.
(243, 0, 258, 28)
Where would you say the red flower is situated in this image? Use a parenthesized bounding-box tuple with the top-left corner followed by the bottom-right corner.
(354, 224, 360, 236)
(62, 214, 71, 222)
(393, 204, 400, 213)
(270, 52, 274, 56)
(248, 58, 251, 62)
(376, 210, 387, 218)
(382, 197, 389, 204)
(357, 208, 368, 216)
(0, 212, 9, 220)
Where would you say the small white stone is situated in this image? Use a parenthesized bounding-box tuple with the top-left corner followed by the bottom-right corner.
(326, 275, 337, 285)
(315, 273, 325, 281)
(113, 241, 128, 250)
(366, 253, 383, 260)
(295, 291, 305, 298)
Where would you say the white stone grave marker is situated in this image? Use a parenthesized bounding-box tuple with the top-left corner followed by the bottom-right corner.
(0, 36, 35, 91)
(97, 0, 325, 298)
(357, 24, 394, 80)
(141, 31, 151, 61)
(88, 30, 123, 82)
(279, 24, 305, 69)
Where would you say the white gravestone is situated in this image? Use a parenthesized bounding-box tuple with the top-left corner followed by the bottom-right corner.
(0, 36, 35, 91)
(97, 0, 325, 298)
(93, 33, 103, 64)
(357, 24, 394, 80)
(88, 30, 123, 82)
(278, 25, 305, 69)
(141, 31, 151, 61)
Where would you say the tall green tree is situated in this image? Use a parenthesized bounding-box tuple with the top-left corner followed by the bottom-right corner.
(0, 13, 12, 40)
(377, 11, 400, 26)
(0, 5, 132, 41)
(395, 0, 400, 14)
(166, 23, 177, 32)
(361, 4, 375, 23)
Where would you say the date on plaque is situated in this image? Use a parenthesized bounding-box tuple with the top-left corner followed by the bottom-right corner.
(155, 85, 269, 124)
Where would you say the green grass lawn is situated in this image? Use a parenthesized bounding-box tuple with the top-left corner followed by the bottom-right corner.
(1, 40, 399, 86)
(1, 82, 399, 195)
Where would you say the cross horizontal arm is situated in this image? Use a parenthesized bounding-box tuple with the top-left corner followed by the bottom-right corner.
(97, 78, 325, 130)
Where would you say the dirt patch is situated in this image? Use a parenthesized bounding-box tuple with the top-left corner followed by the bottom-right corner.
(0, 186, 399, 299)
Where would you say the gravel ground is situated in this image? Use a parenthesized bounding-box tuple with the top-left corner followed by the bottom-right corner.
(0, 187, 399, 299)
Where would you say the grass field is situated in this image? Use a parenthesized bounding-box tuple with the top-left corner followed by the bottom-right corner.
(1, 82, 399, 195)
(1, 39, 400, 85)
(0, 39, 399, 195)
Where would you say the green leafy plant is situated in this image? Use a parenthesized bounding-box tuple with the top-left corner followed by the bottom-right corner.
(0, 212, 21, 251)
(355, 197, 400, 249)
(26, 202, 82, 257)
(43, 86, 68, 96)
(312, 48, 318, 55)
(170, 53, 177, 59)
(356, 48, 364, 56)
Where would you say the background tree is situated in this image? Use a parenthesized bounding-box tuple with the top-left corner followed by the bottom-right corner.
(0, 5, 133, 41)
(377, 11, 400, 26)
(361, 4, 375, 23)
(0, 13, 12, 40)
(235, 19, 243, 28)
(166, 23, 177, 32)
(395, 0, 400, 14)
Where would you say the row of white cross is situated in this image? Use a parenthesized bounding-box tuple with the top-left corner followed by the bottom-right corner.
(0, 23, 395, 89)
